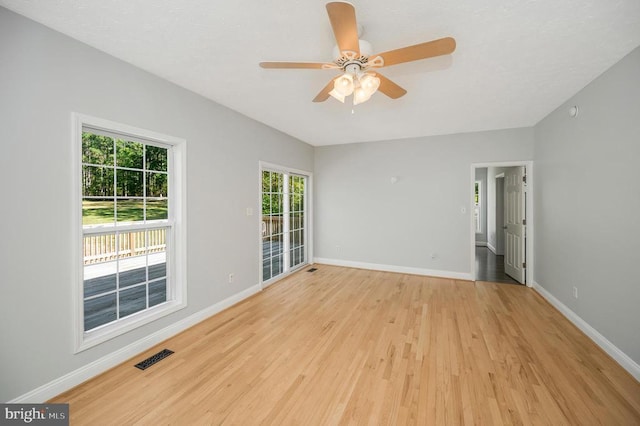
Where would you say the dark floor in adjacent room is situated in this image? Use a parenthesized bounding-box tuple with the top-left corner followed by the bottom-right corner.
(475, 246, 520, 284)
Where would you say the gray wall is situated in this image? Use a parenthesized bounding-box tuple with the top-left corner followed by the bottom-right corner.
(314, 129, 534, 275)
(534, 46, 640, 364)
(474, 167, 488, 245)
(0, 8, 313, 402)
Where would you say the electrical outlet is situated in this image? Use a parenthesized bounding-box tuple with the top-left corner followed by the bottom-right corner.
(573, 286, 578, 299)
(336, 245, 341, 253)
(228, 273, 234, 284)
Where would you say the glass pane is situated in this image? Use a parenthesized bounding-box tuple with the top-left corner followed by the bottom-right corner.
(82, 132, 114, 166)
(117, 229, 145, 261)
(83, 233, 117, 264)
(83, 199, 115, 226)
(149, 279, 167, 307)
(149, 259, 166, 281)
(273, 255, 283, 275)
(147, 228, 167, 252)
(262, 237, 271, 258)
(146, 172, 168, 198)
(273, 238, 283, 257)
(271, 172, 283, 192)
(262, 258, 272, 281)
(84, 293, 117, 331)
(116, 139, 143, 169)
(273, 194, 283, 215)
(83, 260, 117, 298)
(83, 166, 114, 197)
(262, 171, 270, 192)
(146, 199, 168, 221)
(262, 193, 271, 216)
(116, 169, 143, 197)
(146, 145, 168, 172)
(291, 248, 303, 268)
(119, 258, 147, 289)
(116, 199, 144, 222)
(119, 285, 146, 318)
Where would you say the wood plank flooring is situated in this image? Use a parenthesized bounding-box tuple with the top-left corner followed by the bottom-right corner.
(51, 265, 640, 425)
(475, 246, 519, 285)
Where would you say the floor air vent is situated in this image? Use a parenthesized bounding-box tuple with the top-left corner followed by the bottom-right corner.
(307, 268, 318, 272)
(135, 349, 174, 370)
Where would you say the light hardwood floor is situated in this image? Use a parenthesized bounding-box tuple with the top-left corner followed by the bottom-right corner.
(51, 265, 640, 425)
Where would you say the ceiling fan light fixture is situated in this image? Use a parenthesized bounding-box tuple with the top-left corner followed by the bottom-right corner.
(360, 73, 380, 96)
(260, 3, 456, 105)
(333, 73, 354, 96)
(353, 86, 372, 105)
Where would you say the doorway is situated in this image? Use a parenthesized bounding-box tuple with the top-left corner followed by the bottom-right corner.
(260, 163, 311, 287)
(472, 162, 532, 286)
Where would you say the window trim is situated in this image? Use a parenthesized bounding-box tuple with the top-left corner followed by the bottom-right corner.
(72, 113, 187, 353)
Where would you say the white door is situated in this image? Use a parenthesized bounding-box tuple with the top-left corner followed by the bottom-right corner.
(504, 167, 526, 284)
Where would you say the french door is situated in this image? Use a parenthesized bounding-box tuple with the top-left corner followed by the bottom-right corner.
(261, 168, 307, 283)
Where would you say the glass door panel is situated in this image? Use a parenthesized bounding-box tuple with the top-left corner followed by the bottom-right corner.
(261, 170, 307, 282)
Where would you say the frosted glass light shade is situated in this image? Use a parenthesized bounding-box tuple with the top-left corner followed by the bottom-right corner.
(333, 73, 354, 96)
(353, 87, 371, 105)
(360, 73, 380, 96)
(329, 89, 345, 103)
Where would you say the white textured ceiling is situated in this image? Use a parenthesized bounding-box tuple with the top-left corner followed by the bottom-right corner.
(2, 0, 639, 146)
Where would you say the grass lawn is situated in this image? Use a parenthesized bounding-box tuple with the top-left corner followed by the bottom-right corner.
(83, 199, 167, 225)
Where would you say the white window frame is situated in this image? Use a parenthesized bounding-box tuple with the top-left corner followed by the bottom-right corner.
(259, 161, 313, 287)
(72, 113, 187, 353)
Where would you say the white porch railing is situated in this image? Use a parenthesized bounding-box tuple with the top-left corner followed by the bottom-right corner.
(83, 228, 166, 265)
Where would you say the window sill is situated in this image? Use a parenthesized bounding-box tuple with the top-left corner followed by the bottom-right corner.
(75, 300, 186, 353)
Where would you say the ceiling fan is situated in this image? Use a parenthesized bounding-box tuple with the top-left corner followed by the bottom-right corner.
(259, 1, 456, 105)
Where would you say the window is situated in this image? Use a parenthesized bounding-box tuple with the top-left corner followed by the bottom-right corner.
(261, 164, 310, 283)
(474, 180, 482, 233)
(73, 114, 186, 352)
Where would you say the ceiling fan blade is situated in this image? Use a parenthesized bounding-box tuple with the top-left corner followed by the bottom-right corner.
(369, 37, 456, 68)
(326, 2, 360, 56)
(312, 78, 338, 102)
(260, 61, 337, 69)
(374, 73, 407, 99)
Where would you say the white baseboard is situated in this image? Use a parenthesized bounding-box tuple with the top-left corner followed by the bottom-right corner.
(532, 281, 640, 382)
(475, 241, 487, 247)
(9, 284, 262, 403)
(314, 257, 472, 281)
(487, 242, 497, 253)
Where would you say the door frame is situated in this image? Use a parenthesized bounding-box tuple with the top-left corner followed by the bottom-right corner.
(470, 161, 534, 287)
(258, 161, 314, 289)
